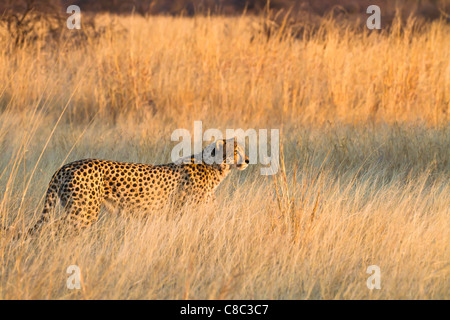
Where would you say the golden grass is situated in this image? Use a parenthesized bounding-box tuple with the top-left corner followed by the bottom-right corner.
(0, 14, 449, 299)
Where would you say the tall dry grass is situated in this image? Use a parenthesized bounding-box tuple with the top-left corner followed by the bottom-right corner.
(0, 14, 449, 299)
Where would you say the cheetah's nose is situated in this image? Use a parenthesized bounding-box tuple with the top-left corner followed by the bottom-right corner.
(245, 159, 249, 164)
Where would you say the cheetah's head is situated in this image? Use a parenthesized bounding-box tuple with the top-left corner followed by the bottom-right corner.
(203, 138, 249, 170)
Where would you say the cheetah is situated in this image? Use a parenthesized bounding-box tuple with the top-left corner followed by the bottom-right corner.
(26, 138, 249, 236)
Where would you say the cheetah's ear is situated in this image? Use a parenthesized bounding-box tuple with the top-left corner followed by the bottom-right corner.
(215, 139, 225, 151)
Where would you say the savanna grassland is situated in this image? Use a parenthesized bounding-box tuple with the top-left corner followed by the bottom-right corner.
(0, 12, 449, 299)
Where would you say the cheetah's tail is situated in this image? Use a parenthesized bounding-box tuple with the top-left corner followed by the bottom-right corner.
(0, 185, 58, 240)
(1, 171, 60, 240)
(26, 185, 59, 238)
